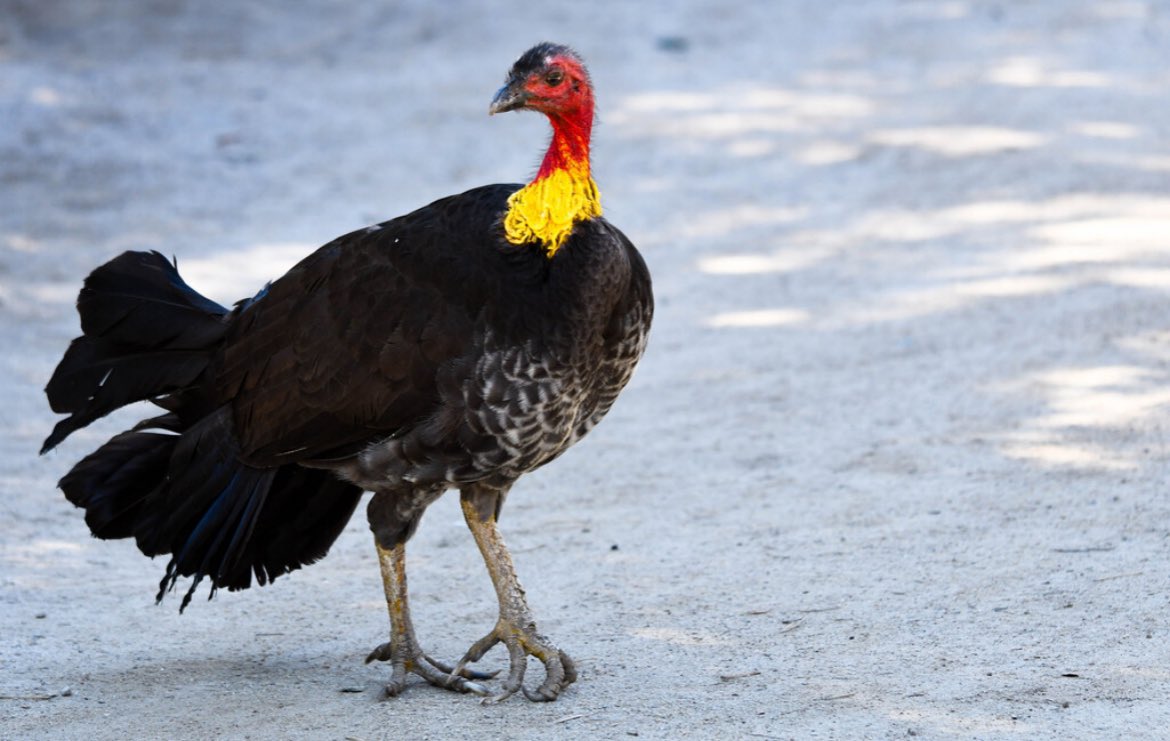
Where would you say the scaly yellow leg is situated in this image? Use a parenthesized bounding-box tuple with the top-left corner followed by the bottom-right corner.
(452, 496, 577, 703)
(365, 539, 494, 697)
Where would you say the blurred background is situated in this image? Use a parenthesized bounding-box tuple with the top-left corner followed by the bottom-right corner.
(3, 2, 1169, 738)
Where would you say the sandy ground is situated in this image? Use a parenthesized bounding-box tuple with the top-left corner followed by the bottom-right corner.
(3, 1, 1170, 739)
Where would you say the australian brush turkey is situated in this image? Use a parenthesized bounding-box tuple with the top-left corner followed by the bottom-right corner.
(41, 43, 652, 703)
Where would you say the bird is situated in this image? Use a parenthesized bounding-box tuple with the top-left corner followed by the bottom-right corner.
(41, 42, 652, 703)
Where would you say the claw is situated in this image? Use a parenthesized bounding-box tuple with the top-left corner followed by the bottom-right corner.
(522, 648, 575, 701)
(561, 650, 579, 685)
(458, 631, 501, 666)
(365, 642, 393, 664)
(454, 623, 577, 703)
(425, 655, 499, 682)
(462, 681, 491, 697)
(487, 639, 529, 703)
(366, 640, 493, 696)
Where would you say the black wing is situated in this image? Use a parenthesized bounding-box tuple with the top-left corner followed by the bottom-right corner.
(214, 184, 520, 466)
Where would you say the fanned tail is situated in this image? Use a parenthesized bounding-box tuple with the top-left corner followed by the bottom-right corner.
(42, 250, 228, 453)
(44, 251, 363, 610)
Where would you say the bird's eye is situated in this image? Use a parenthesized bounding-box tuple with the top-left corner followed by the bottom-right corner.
(545, 70, 564, 87)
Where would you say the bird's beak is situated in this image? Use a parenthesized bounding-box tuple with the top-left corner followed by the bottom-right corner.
(489, 82, 530, 115)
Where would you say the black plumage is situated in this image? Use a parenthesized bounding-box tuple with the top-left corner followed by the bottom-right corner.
(43, 43, 651, 702)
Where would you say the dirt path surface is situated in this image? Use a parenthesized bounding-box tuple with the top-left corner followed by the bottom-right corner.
(3, 2, 1170, 739)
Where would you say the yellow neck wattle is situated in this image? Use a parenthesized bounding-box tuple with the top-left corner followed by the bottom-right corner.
(503, 168, 602, 258)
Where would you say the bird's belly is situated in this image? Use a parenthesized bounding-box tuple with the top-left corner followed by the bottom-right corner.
(348, 352, 590, 490)
(346, 315, 644, 492)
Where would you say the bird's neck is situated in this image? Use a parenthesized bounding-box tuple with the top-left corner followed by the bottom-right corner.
(503, 108, 602, 258)
(536, 109, 592, 180)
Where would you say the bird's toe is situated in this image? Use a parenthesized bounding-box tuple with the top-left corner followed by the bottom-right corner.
(365, 641, 394, 664)
(459, 622, 575, 703)
(522, 647, 575, 701)
(424, 654, 499, 681)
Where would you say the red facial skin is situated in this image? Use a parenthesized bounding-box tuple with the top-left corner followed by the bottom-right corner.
(522, 55, 595, 180)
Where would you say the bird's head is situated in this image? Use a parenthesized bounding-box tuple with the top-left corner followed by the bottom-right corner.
(494, 43, 601, 257)
(490, 43, 593, 120)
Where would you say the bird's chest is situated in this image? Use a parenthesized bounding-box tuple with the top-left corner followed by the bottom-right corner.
(444, 230, 646, 484)
(460, 339, 595, 477)
(568, 301, 651, 445)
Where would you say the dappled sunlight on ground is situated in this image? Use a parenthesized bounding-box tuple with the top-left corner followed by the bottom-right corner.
(997, 433, 1134, 470)
(1068, 121, 1141, 140)
(697, 244, 832, 276)
(658, 204, 806, 243)
(704, 308, 809, 329)
(840, 274, 1077, 324)
(609, 86, 874, 164)
(840, 195, 1170, 323)
(985, 56, 1114, 89)
(888, 705, 1038, 736)
(603, 2, 1170, 499)
(993, 362, 1170, 471)
(630, 626, 730, 647)
(868, 126, 1046, 157)
(681, 193, 1170, 326)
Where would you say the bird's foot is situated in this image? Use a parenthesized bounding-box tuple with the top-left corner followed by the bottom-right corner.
(365, 640, 498, 698)
(449, 619, 577, 703)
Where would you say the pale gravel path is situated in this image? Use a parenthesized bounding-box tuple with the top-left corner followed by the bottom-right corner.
(3, 2, 1170, 739)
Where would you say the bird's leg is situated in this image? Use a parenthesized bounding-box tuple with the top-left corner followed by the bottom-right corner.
(451, 486, 577, 703)
(364, 489, 497, 697)
(364, 539, 496, 697)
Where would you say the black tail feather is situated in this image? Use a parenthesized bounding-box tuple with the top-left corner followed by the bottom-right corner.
(76, 250, 227, 345)
(130, 408, 362, 612)
(42, 339, 213, 453)
(59, 428, 178, 540)
(42, 251, 229, 454)
(46, 250, 364, 611)
(251, 465, 364, 587)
